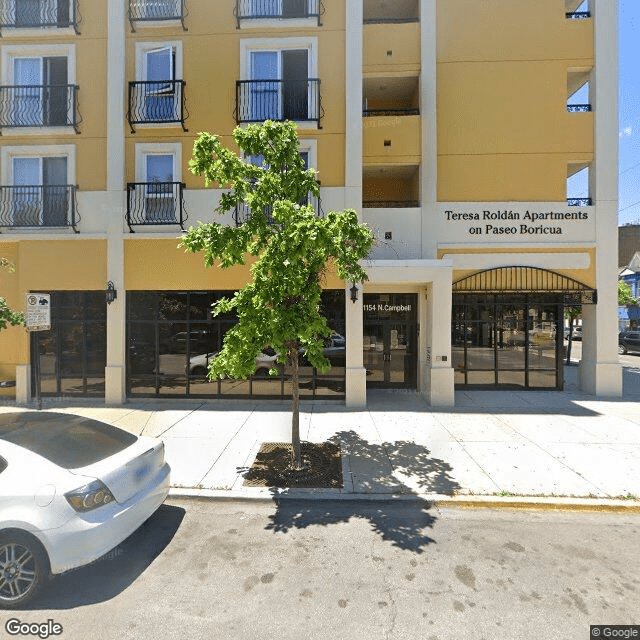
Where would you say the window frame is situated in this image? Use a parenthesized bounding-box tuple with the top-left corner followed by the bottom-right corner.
(1, 43, 75, 134)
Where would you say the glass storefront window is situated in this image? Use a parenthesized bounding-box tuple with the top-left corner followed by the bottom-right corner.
(452, 294, 563, 390)
(32, 292, 107, 397)
(126, 290, 346, 399)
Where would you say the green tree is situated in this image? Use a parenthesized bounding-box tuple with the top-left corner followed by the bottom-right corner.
(618, 280, 636, 306)
(180, 121, 374, 470)
(564, 306, 581, 365)
(0, 258, 24, 331)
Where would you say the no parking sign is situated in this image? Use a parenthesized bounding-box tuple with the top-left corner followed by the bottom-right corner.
(25, 293, 51, 331)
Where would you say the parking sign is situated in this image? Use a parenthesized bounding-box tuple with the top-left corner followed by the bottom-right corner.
(25, 293, 51, 331)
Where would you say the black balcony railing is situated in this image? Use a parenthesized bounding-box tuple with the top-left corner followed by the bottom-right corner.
(363, 200, 420, 208)
(234, 194, 322, 226)
(567, 198, 592, 206)
(0, 185, 78, 232)
(126, 182, 186, 232)
(0, 84, 80, 131)
(565, 11, 591, 19)
(128, 0, 186, 30)
(127, 80, 187, 132)
(0, 0, 80, 33)
(567, 104, 592, 112)
(235, 0, 322, 26)
(363, 108, 420, 117)
(363, 17, 419, 24)
(236, 79, 321, 126)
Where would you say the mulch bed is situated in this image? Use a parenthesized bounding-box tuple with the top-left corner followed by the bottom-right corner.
(242, 441, 343, 489)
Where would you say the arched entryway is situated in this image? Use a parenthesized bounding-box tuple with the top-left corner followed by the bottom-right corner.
(451, 267, 596, 390)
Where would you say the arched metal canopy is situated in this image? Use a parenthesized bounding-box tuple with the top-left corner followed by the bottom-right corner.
(452, 266, 597, 304)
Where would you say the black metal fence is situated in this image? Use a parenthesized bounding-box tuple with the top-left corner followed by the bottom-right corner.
(567, 104, 592, 112)
(567, 198, 592, 206)
(565, 11, 591, 19)
(0, 0, 79, 32)
(127, 80, 186, 132)
(234, 193, 321, 226)
(0, 84, 79, 130)
(128, 0, 185, 24)
(363, 108, 420, 117)
(0, 185, 78, 231)
(363, 200, 420, 208)
(235, 79, 321, 126)
(126, 182, 186, 231)
(235, 0, 322, 25)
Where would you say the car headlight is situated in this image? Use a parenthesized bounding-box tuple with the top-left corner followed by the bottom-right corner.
(65, 480, 115, 512)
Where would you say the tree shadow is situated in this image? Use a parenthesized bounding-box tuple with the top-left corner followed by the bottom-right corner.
(23, 504, 185, 610)
(255, 430, 462, 553)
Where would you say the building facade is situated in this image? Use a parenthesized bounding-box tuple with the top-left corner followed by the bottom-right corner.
(0, 0, 622, 406)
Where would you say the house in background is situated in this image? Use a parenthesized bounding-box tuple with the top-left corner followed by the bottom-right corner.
(619, 251, 640, 330)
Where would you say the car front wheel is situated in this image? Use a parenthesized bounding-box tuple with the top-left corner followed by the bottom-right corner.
(0, 530, 50, 608)
(618, 345, 627, 355)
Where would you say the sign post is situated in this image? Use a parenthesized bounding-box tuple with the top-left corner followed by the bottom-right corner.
(25, 293, 51, 410)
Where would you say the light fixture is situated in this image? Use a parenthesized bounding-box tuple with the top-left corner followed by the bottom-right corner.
(350, 283, 359, 303)
(106, 281, 118, 305)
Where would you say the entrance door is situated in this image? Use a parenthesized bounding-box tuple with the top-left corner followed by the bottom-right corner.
(363, 294, 417, 389)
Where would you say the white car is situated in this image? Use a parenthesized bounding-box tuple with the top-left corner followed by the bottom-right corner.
(0, 411, 170, 608)
(189, 349, 280, 377)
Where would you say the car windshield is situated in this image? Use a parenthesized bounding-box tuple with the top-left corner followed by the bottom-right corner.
(0, 412, 137, 469)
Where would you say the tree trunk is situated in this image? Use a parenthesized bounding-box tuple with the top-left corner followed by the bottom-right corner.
(565, 316, 574, 365)
(288, 344, 305, 470)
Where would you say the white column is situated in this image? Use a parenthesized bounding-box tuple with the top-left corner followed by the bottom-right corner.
(344, 0, 366, 408)
(425, 274, 455, 407)
(105, 0, 127, 405)
(420, 0, 437, 259)
(580, 0, 622, 396)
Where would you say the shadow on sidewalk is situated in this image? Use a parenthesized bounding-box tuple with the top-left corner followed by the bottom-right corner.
(259, 431, 461, 553)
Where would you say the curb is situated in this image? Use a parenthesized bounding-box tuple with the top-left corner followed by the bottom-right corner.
(168, 488, 640, 513)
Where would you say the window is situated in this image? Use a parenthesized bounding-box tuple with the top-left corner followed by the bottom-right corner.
(1, 144, 75, 228)
(135, 143, 181, 223)
(1, 44, 75, 130)
(12, 55, 68, 126)
(238, 38, 319, 125)
(130, 41, 183, 128)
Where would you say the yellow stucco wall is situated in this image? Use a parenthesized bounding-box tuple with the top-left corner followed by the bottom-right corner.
(363, 22, 421, 74)
(363, 115, 421, 165)
(125, 239, 345, 291)
(436, 0, 594, 202)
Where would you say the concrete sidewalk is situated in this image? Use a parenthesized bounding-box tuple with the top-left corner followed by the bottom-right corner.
(2, 362, 639, 506)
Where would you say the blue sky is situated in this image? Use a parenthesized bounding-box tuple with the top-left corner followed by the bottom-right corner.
(619, 0, 640, 226)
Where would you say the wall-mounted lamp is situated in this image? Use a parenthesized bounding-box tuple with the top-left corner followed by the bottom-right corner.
(350, 283, 359, 303)
(106, 281, 118, 305)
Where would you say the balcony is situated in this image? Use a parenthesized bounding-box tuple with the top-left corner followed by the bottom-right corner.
(234, 192, 322, 226)
(235, 79, 322, 126)
(234, 0, 323, 27)
(0, 0, 79, 34)
(0, 84, 80, 132)
(127, 80, 187, 133)
(0, 185, 78, 232)
(128, 0, 186, 31)
(126, 182, 186, 232)
(363, 0, 418, 23)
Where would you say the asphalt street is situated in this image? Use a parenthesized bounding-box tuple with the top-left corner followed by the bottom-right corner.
(4, 499, 639, 640)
